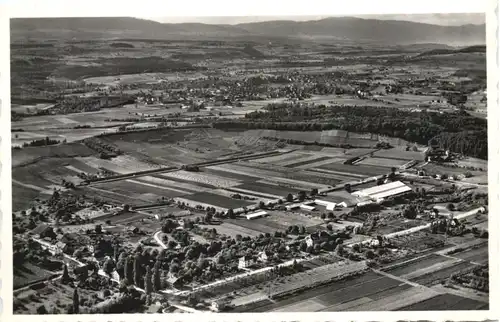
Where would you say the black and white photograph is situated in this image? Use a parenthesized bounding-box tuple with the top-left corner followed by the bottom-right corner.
(1, 0, 498, 319)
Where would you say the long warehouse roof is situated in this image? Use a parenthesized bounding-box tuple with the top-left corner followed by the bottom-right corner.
(353, 181, 412, 199)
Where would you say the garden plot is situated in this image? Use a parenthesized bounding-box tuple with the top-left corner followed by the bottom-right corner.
(161, 170, 242, 188)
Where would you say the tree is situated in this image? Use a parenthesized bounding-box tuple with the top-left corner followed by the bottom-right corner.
(310, 188, 318, 196)
(299, 226, 306, 235)
(298, 191, 307, 201)
(286, 193, 294, 202)
(227, 208, 235, 219)
(152, 261, 161, 292)
(95, 224, 102, 234)
(326, 224, 333, 231)
(103, 258, 115, 275)
(258, 201, 266, 209)
(133, 255, 142, 287)
(73, 288, 80, 314)
(145, 266, 153, 294)
(402, 204, 418, 219)
(61, 263, 71, 284)
(447, 203, 455, 211)
(344, 183, 352, 193)
(114, 244, 120, 262)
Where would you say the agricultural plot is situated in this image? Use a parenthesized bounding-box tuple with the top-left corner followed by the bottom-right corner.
(263, 211, 324, 228)
(397, 293, 488, 310)
(214, 222, 262, 238)
(12, 184, 42, 211)
(451, 244, 489, 264)
(225, 218, 280, 234)
(383, 253, 452, 277)
(410, 260, 474, 286)
(136, 176, 204, 194)
(162, 170, 242, 188)
(252, 151, 309, 165)
(14, 262, 58, 289)
(317, 163, 390, 177)
(182, 191, 254, 209)
(372, 149, 425, 161)
(357, 157, 408, 168)
(284, 156, 334, 168)
(236, 182, 302, 198)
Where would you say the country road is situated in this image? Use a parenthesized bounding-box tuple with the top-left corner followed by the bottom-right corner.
(154, 231, 167, 249)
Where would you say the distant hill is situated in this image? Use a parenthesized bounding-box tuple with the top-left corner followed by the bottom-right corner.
(416, 45, 486, 57)
(10, 16, 486, 46)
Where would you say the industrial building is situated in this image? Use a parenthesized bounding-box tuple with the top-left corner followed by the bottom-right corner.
(352, 181, 412, 201)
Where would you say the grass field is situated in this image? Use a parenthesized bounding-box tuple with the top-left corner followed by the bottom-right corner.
(225, 218, 279, 234)
(383, 253, 451, 276)
(410, 261, 474, 286)
(14, 262, 58, 289)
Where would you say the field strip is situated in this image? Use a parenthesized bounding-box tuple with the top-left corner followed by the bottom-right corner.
(259, 177, 329, 190)
(140, 175, 207, 193)
(207, 164, 278, 179)
(161, 170, 242, 188)
(368, 287, 438, 311)
(86, 186, 149, 202)
(12, 179, 53, 194)
(272, 299, 327, 312)
(372, 269, 425, 288)
(278, 154, 323, 167)
(232, 292, 268, 307)
(435, 239, 488, 255)
(212, 188, 274, 202)
(294, 158, 344, 170)
(126, 179, 193, 195)
(320, 297, 373, 312)
(431, 284, 489, 303)
(64, 165, 86, 174)
(399, 259, 463, 280)
(310, 167, 366, 179)
(252, 152, 308, 164)
(301, 170, 356, 182)
(225, 187, 283, 199)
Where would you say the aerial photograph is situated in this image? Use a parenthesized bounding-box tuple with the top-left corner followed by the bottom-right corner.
(10, 13, 489, 314)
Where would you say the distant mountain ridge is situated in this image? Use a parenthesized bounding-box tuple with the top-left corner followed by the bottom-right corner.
(10, 16, 486, 45)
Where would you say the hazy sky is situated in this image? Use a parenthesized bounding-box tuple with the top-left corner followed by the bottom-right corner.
(146, 13, 485, 26)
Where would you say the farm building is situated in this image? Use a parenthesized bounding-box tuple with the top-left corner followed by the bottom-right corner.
(258, 250, 271, 262)
(300, 204, 316, 211)
(238, 255, 253, 269)
(352, 181, 412, 201)
(211, 298, 230, 312)
(245, 210, 268, 220)
(314, 199, 337, 211)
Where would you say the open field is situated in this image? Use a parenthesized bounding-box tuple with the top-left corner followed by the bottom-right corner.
(397, 293, 488, 310)
(14, 263, 59, 289)
(315, 163, 390, 177)
(183, 191, 254, 209)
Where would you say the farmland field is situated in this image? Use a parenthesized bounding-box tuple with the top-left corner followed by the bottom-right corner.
(372, 149, 426, 161)
(284, 156, 333, 168)
(357, 157, 408, 168)
(316, 163, 391, 177)
(226, 218, 280, 234)
(14, 262, 59, 289)
(383, 253, 451, 276)
(397, 293, 488, 310)
(236, 181, 302, 197)
(183, 191, 254, 209)
(410, 261, 475, 286)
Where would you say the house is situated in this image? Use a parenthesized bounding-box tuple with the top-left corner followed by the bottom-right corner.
(305, 232, 329, 247)
(245, 211, 268, 220)
(31, 224, 52, 238)
(211, 298, 230, 312)
(238, 255, 253, 269)
(257, 251, 270, 262)
(166, 272, 183, 288)
(55, 241, 69, 254)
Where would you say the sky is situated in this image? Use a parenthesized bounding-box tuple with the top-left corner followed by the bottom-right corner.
(146, 13, 485, 26)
